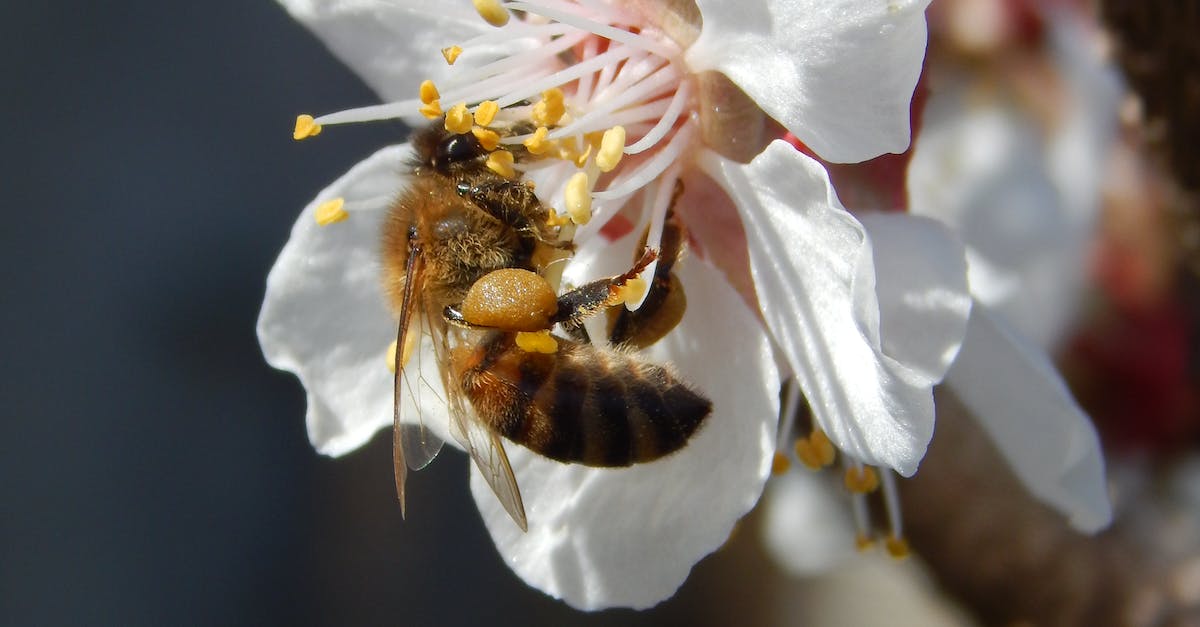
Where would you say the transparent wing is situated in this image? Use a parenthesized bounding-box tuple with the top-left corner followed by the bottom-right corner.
(399, 307, 447, 471)
(392, 241, 444, 516)
(436, 327, 529, 532)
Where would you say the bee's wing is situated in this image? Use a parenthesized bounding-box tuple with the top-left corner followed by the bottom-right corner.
(399, 307, 447, 471)
(435, 329, 529, 532)
(392, 240, 445, 516)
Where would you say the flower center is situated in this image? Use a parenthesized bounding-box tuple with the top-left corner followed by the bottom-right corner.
(297, 0, 719, 308)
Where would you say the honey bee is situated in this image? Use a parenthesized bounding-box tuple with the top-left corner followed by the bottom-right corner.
(383, 121, 710, 531)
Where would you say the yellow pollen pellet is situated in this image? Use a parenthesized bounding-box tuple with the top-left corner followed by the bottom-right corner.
(441, 45, 463, 65)
(474, 100, 500, 126)
(314, 198, 348, 226)
(515, 330, 558, 353)
(523, 126, 553, 155)
(771, 452, 791, 475)
(293, 114, 322, 140)
(844, 466, 880, 494)
(419, 80, 440, 105)
(617, 277, 648, 306)
(419, 100, 443, 120)
(445, 102, 472, 134)
(473, 0, 510, 27)
(485, 150, 516, 178)
(565, 172, 592, 225)
(884, 535, 910, 559)
(472, 126, 501, 151)
(596, 126, 626, 172)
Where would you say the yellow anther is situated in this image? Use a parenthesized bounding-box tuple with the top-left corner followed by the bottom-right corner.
(485, 150, 516, 178)
(419, 80, 440, 105)
(565, 172, 592, 225)
(795, 429, 837, 469)
(572, 142, 593, 168)
(616, 277, 648, 306)
(385, 330, 419, 373)
(771, 452, 791, 475)
(474, 100, 500, 126)
(314, 198, 348, 226)
(472, 126, 501, 152)
(473, 0, 510, 26)
(293, 114, 322, 140)
(855, 533, 876, 552)
(584, 130, 605, 149)
(524, 126, 553, 155)
(515, 330, 558, 353)
(545, 211, 569, 227)
(556, 136, 580, 163)
(532, 88, 566, 127)
(444, 102, 472, 134)
(884, 535, 910, 559)
(843, 466, 880, 494)
(596, 126, 626, 172)
(419, 100, 443, 120)
(442, 45, 463, 65)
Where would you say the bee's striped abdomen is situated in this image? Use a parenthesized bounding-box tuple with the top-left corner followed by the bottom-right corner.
(452, 334, 711, 467)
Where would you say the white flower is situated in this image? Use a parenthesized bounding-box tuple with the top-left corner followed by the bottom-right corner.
(907, 8, 1119, 532)
(260, 0, 950, 609)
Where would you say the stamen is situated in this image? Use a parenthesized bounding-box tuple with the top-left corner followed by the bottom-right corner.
(486, 150, 516, 178)
(532, 88, 566, 127)
(850, 490, 874, 551)
(419, 80, 440, 105)
(314, 198, 348, 226)
(795, 429, 836, 470)
(884, 535, 910, 559)
(293, 114, 322, 140)
(473, 0, 511, 27)
(771, 452, 791, 475)
(419, 101, 443, 120)
(595, 126, 626, 172)
(441, 45, 463, 65)
(565, 172, 592, 224)
(445, 28, 583, 88)
(878, 469, 909, 560)
(474, 100, 500, 126)
(314, 100, 421, 126)
(523, 127, 553, 155)
(445, 102, 472, 134)
(843, 464, 880, 494)
(625, 80, 692, 154)
(506, 1, 679, 58)
(594, 121, 695, 200)
(472, 126, 501, 151)
(515, 330, 558, 353)
(493, 46, 636, 109)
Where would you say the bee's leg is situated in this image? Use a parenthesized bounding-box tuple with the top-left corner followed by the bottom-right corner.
(551, 248, 658, 337)
(607, 207, 688, 349)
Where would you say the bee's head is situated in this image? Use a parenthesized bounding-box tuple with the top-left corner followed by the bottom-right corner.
(410, 122, 486, 174)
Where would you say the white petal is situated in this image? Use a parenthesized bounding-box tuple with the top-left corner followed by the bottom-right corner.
(257, 144, 451, 456)
(277, 0, 507, 107)
(859, 213, 972, 384)
(946, 305, 1112, 533)
(473, 250, 780, 610)
(687, 0, 931, 163)
(700, 141, 934, 476)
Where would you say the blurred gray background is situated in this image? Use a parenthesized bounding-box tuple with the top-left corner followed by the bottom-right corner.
(0, 3, 770, 625)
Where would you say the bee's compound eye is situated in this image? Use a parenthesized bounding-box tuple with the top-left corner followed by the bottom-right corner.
(435, 134, 484, 171)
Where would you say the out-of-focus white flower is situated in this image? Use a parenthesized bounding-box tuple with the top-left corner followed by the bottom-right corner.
(259, 0, 957, 609)
(906, 7, 1119, 532)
